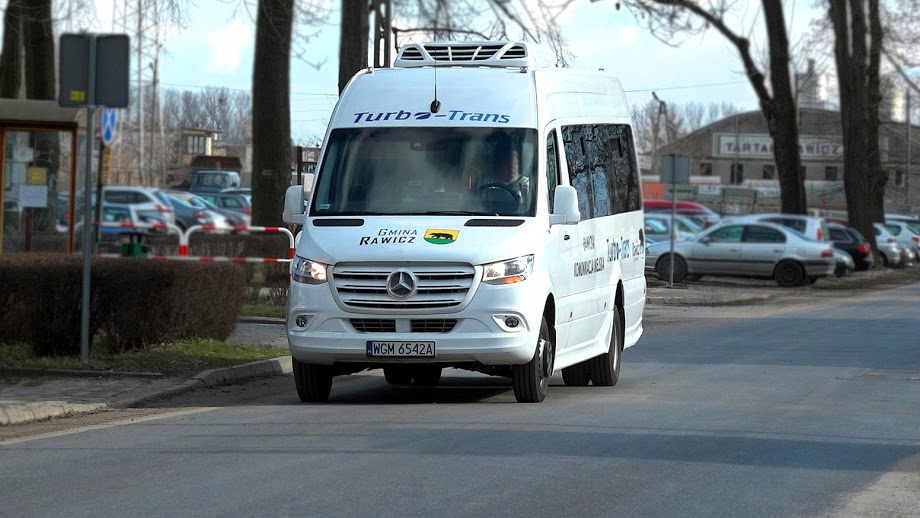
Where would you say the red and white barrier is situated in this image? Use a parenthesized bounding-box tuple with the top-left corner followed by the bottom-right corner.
(183, 224, 295, 260)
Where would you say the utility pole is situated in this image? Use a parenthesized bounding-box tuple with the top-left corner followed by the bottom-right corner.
(907, 87, 912, 208)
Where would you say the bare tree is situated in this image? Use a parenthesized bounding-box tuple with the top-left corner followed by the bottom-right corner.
(0, 0, 23, 98)
(828, 0, 878, 252)
(339, 0, 369, 93)
(623, 0, 808, 213)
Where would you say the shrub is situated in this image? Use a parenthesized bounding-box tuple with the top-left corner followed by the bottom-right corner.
(0, 254, 245, 356)
(0, 254, 95, 356)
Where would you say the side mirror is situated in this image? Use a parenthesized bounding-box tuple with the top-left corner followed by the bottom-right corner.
(282, 185, 306, 225)
(549, 185, 581, 225)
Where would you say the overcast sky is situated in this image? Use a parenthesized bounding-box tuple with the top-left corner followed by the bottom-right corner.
(14, 1, 830, 142)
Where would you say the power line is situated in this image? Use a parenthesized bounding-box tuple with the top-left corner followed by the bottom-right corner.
(625, 80, 748, 93)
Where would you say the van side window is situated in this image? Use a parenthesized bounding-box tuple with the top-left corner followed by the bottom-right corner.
(597, 125, 641, 214)
(561, 125, 593, 220)
(545, 131, 560, 213)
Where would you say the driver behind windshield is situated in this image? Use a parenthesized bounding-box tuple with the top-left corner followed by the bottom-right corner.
(476, 142, 532, 209)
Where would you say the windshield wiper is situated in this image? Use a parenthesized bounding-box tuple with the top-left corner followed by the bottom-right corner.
(422, 210, 499, 216)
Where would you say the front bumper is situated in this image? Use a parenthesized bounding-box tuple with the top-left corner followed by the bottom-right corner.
(286, 278, 545, 367)
(803, 258, 836, 278)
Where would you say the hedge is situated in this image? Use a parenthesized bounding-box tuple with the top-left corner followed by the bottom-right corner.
(0, 254, 245, 356)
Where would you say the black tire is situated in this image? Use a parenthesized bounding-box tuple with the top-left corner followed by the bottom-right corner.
(383, 366, 413, 385)
(807, 277, 818, 284)
(587, 305, 623, 387)
(774, 261, 805, 287)
(292, 358, 332, 402)
(685, 275, 703, 282)
(512, 316, 551, 403)
(655, 255, 688, 283)
(412, 366, 442, 386)
(561, 363, 590, 386)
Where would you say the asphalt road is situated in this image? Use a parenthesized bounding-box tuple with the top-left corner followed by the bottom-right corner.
(2, 285, 919, 517)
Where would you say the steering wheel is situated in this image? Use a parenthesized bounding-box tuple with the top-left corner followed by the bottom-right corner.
(475, 182, 520, 202)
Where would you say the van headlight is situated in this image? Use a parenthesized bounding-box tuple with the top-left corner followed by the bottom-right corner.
(482, 255, 534, 285)
(292, 256, 328, 284)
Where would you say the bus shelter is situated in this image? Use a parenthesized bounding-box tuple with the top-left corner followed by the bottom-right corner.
(0, 99, 87, 254)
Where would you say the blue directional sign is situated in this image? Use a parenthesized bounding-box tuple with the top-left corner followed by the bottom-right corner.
(101, 108, 118, 147)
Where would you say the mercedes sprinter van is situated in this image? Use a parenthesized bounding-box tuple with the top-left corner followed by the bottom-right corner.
(282, 41, 646, 402)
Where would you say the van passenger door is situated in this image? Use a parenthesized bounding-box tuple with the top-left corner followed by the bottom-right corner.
(545, 129, 576, 350)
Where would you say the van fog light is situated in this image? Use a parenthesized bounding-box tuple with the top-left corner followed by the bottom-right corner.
(493, 314, 527, 332)
(294, 315, 312, 328)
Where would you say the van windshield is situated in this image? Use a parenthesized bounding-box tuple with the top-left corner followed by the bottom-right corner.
(311, 127, 539, 217)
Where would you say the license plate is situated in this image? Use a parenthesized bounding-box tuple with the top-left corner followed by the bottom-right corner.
(366, 341, 436, 358)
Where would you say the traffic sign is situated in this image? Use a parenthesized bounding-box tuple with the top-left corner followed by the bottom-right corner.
(101, 108, 118, 147)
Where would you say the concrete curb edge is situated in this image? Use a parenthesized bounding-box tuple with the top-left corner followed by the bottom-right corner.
(1, 356, 294, 427)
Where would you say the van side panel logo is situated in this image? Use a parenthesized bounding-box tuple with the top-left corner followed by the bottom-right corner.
(424, 229, 459, 245)
(353, 110, 510, 124)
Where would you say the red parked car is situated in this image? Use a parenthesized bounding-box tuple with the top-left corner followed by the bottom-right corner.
(643, 199, 721, 228)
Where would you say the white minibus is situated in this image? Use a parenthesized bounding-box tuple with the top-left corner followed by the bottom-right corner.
(283, 41, 646, 402)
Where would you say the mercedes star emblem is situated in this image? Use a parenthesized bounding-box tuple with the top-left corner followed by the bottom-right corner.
(386, 270, 417, 299)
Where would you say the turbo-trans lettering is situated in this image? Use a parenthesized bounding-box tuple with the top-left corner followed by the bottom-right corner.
(352, 110, 510, 124)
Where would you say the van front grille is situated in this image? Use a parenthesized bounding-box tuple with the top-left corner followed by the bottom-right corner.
(350, 319, 396, 333)
(332, 263, 476, 311)
(411, 319, 457, 333)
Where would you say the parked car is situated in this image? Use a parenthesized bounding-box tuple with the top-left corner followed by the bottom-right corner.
(644, 213, 700, 242)
(102, 185, 177, 226)
(725, 213, 830, 242)
(645, 221, 836, 287)
(196, 192, 252, 220)
(826, 222, 873, 271)
(644, 199, 721, 228)
(197, 196, 250, 227)
(833, 248, 855, 277)
(162, 190, 230, 231)
(873, 223, 910, 267)
(883, 220, 920, 256)
(188, 170, 242, 194)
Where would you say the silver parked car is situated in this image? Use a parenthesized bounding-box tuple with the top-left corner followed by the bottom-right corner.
(874, 223, 911, 267)
(645, 221, 836, 287)
(883, 220, 920, 256)
(644, 214, 698, 242)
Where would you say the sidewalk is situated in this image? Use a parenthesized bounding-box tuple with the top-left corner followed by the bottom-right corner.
(0, 285, 789, 427)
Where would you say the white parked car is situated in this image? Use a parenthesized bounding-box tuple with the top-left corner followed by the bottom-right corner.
(883, 220, 920, 256)
(724, 213, 830, 242)
(873, 223, 910, 267)
(102, 186, 177, 226)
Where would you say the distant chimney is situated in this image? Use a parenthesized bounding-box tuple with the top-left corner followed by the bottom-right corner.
(795, 59, 823, 108)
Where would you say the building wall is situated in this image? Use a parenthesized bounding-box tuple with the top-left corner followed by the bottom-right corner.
(656, 108, 920, 212)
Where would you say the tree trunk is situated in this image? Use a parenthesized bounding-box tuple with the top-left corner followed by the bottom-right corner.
(21, 0, 54, 100)
(829, 0, 877, 252)
(866, 0, 886, 223)
(251, 0, 294, 226)
(339, 0, 370, 94)
(0, 0, 23, 98)
(762, 0, 807, 214)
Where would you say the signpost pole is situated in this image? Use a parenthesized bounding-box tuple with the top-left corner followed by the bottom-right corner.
(670, 167, 676, 288)
(80, 36, 97, 363)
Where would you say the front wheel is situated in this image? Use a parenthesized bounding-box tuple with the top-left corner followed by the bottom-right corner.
(512, 316, 551, 403)
(293, 358, 333, 402)
(587, 305, 623, 386)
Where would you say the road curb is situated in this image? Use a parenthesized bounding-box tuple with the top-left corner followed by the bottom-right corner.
(1, 356, 293, 427)
(647, 293, 776, 306)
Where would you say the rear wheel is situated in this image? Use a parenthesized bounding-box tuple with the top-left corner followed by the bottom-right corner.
(383, 366, 413, 385)
(412, 366, 442, 386)
(512, 316, 551, 403)
(587, 305, 623, 386)
(656, 255, 687, 283)
(561, 363, 590, 386)
(774, 261, 805, 287)
(293, 358, 332, 402)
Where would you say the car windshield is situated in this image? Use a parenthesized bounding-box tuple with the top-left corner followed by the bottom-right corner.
(311, 127, 539, 217)
(645, 219, 668, 233)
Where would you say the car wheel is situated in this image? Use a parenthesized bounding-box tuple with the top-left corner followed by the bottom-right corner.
(561, 363, 590, 386)
(292, 358, 332, 402)
(774, 261, 805, 287)
(656, 255, 688, 283)
(587, 305, 623, 387)
(412, 366, 442, 386)
(880, 254, 889, 267)
(512, 316, 551, 403)
(383, 366, 413, 385)
(807, 277, 818, 284)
